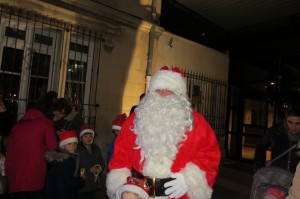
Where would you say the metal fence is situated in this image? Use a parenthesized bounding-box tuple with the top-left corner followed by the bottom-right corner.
(185, 70, 227, 137)
(0, 3, 101, 126)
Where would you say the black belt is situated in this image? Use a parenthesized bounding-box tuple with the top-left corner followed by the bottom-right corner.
(132, 169, 174, 197)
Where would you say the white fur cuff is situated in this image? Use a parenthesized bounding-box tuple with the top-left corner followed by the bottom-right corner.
(181, 162, 212, 199)
(106, 168, 131, 199)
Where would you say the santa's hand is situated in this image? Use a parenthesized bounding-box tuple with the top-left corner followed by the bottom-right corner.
(164, 173, 188, 198)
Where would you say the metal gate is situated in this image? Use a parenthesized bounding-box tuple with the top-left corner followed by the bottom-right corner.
(185, 71, 227, 137)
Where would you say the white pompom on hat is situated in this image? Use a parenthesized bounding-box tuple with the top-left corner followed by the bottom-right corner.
(79, 125, 95, 137)
(148, 66, 187, 95)
(58, 130, 78, 147)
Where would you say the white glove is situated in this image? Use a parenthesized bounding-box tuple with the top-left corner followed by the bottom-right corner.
(164, 173, 188, 198)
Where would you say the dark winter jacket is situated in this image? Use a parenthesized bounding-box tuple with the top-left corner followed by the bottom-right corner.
(254, 122, 300, 173)
(45, 150, 84, 199)
(54, 109, 83, 136)
(76, 142, 104, 193)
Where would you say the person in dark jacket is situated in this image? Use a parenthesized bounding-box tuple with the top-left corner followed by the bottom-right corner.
(77, 125, 104, 199)
(0, 92, 15, 155)
(129, 93, 145, 115)
(45, 130, 84, 199)
(39, 91, 58, 120)
(106, 113, 127, 172)
(254, 107, 300, 173)
(53, 98, 83, 137)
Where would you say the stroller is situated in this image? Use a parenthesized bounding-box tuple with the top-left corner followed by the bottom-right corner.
(250, 144, 296, 199)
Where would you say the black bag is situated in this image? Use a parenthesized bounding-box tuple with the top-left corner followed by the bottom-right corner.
(250, 144, 297, 199)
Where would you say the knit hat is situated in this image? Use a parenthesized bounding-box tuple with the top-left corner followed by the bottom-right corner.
(79, 125, 95, 137)
(112, 113, 127, 131)
(59, 130, 78, 147)
(148, 66, 187, 95)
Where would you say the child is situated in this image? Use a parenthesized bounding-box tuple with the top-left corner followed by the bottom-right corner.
(77, 125, 104, 199)
(45, 130, 84, 199)
(107, 113, 127, 171)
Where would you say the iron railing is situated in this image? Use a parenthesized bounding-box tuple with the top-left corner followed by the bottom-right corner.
(185, 70, 227, 137)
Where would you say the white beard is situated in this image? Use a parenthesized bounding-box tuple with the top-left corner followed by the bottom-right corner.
(133, 91, 193, 162)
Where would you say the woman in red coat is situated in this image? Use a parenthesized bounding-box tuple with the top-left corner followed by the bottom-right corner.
(5, 105, 57, 198)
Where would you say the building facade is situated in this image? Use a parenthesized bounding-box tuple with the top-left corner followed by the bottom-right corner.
(0, 0, 229, 156)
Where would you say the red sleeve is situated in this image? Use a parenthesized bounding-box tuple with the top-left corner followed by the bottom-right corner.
(192, 113, 220, 186)
(108, 114, 136, 171)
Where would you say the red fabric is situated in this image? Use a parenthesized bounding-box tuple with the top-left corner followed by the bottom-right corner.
(59, 130, 77, 141)
(112, 113, 127, 129)
(160, 66, 185, 77)
(5, 109, 57, 193)
(109, 111, 221, 198)
(79, 125, 94, 137)
(125, 176, 150, 193)
(264, 188, 285, 199)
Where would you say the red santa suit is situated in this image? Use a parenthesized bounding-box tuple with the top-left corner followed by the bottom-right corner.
(107, 111, 220, 199)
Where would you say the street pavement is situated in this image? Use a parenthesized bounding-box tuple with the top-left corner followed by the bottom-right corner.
(212, 159, 254, 199)
(97, 158, 255, 198)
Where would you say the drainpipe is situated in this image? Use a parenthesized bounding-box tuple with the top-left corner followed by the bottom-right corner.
(145, 0, 158, 91)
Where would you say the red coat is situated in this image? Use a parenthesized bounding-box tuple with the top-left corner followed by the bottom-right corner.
(5, 109, 57, 193)
(107, 112, 221, 199)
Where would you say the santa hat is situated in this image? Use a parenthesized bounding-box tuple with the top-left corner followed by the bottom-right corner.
(58, 130, 78, 147)
(149, 66, 187, 95)
(116, 177, 149, 199)
(79, 125, 95, 137)
(112, 113, 127, 131)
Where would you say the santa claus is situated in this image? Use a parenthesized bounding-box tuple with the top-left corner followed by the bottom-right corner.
(106, 66, 221, 199)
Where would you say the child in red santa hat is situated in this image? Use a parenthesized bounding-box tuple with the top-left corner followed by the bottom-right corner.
(77, 125, 104, 199)
(44, 130, 84, 199)
(107, 113, 127, 171)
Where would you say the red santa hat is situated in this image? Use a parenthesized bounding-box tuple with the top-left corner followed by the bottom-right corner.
(149, 66, 187, 95)
(116, 176, 150, 199)
(58, 130, 78, 147)
(79, 125, 95, 137)
(112, 113, 127, 131)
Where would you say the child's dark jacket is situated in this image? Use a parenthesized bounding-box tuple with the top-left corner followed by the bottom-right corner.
(77, 142, 104, 193)
(44, 150, 84, 199)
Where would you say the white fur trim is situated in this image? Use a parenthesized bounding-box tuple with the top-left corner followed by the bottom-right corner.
(106, 168, 131, 199)
(59, 137, 78, 147)
(181, 162, 212, 199)
(112, 125, 121, 131)
(79, 129, 94, 137)
(116, 184, 149, 199)
(149, 69, 187, 95)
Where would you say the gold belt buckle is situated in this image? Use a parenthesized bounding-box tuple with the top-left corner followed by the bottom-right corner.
(145, 176, 156, 197)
